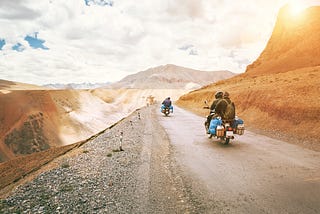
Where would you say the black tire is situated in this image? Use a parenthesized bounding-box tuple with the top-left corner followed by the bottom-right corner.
(225, 138, 230, 144)
(205, 122, 209, 134)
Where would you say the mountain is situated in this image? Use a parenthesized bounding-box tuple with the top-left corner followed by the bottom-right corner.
(245, 5, 320, 75)
(0, 79, 48, 91)
(43, 82, 111, 89)
(106, 64, 235, 89)
(177, 5, 320, 151)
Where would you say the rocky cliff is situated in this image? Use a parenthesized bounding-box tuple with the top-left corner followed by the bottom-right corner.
(246, 5, 320, 75)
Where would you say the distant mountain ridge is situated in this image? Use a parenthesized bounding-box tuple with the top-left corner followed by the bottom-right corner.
(106, 64, 235, 89)
(0, 79, 48, 90)
(43, 82, 111, 89)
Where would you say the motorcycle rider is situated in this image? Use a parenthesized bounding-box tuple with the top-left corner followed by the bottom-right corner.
(205, 91, 223, 133)
(161, 97, 173, 113)
(210, 91, 224, 112)
(215, 91, 235, 121)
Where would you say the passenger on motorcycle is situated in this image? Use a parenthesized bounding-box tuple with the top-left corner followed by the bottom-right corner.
(215, 91, 236, 121)
(161, 97, 173, 113)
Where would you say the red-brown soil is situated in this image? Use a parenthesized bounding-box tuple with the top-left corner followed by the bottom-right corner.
(0, 90, 62, 162)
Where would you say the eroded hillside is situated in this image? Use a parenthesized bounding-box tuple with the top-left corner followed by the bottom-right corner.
(0, 87, 193, 162)
(0, 90, 61, 162)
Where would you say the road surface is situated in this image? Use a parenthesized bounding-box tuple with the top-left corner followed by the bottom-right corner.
(158, 106, 320, 213)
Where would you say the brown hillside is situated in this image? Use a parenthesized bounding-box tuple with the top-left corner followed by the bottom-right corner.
(0, 90, 62, 162)
(177, 6, 320, 151)
(246, 6, 320, 75)
(177, 66, 320, 151)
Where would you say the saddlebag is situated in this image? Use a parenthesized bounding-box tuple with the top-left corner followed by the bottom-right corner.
(236, 124, 245, 135)
(233, 118, 245, 135)
(234, 118, 244, 135)
(216, 125, 225, 137)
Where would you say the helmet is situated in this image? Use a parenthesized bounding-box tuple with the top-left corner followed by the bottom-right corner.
(215, 91, 223, 99)
(224, 91, 230, 98)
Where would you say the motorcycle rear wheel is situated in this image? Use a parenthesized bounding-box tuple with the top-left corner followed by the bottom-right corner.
(224, 138, 230, 144)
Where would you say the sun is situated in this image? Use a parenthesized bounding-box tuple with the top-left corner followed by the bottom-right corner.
(288, 0, 307, 16)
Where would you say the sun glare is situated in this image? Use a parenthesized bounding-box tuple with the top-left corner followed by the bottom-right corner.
(288, 0, 307, 16)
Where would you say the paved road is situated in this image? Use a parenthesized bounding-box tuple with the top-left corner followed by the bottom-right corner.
(158, 106, 320, 214)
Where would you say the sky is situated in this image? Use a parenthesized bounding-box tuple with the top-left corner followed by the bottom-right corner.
(0, 0, 319, 85)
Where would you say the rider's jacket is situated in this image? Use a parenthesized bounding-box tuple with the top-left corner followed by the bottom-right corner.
(162, 99, 172, 107)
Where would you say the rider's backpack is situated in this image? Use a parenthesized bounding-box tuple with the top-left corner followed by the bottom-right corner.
(221, 99, 235, 120)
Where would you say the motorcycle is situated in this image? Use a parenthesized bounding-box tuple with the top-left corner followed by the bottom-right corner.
(203, 100, 244, 144)
(161, 104, 174, 116)
(162, 106, 171, 116)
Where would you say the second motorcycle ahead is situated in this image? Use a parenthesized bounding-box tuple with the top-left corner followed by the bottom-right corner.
(161, 97, 173, 117)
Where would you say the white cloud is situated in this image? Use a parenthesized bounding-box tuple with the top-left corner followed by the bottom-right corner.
(0, 0, 319, 85)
